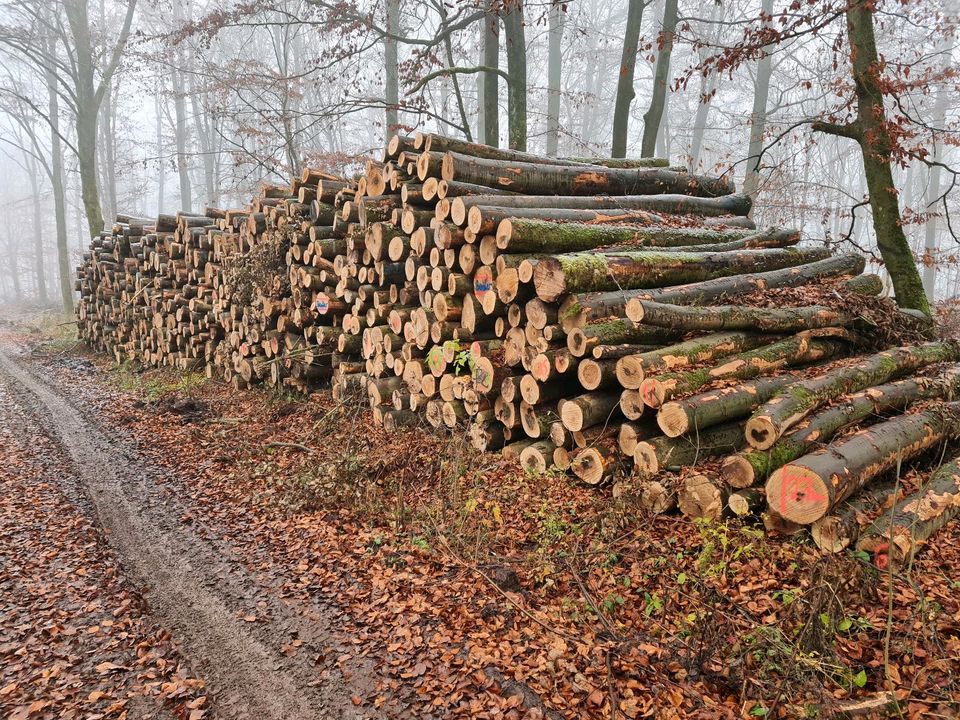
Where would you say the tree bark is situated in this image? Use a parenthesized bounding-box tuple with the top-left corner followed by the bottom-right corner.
(545, 0, 563, 157)
(741, 0, 773, 203)
(722, 368, 960, 489)
(857, 455, 960, 568)
(766, 402, 960, 525)
(634, 422, 745, 476)
(502, 0, 527, 151)
(746, 341, 960, 450)
(640, 0, 678, 157)
(611, 0, 646, 158)
(616, 331, 773, 389)
(812, 1, 929, 314)
(640, 335, 847, 408)
(482, 2, 500, 147)
(533, 247, 831, 301)
(657, 375, 797, 438)
(441, 152, 734, 197)
(630, 300, 848, 334)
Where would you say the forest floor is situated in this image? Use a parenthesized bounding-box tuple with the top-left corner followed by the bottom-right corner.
(0, 313, 958, 719)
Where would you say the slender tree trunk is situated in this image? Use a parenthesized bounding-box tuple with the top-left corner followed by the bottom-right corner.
(27, 156, 48, 304)
(611, 0, 645, 158)
(922, 68, 950, 301)
(641, 0, 677, 157)
(43, 29, 73, 310)
(482, 2, 500, 147)
(545, 0, 564, 157)
(75, 108, 104, 237)
(687, 2, 722, 170)
(502, 0, 527, 151)
(155, 84, 165, 215)
(98, 82, 118, 222)
(384, 0, 400, 133)
(170, 64, 192, 212)
(189, 78, 216, 208)
(742, 0, 774, 203)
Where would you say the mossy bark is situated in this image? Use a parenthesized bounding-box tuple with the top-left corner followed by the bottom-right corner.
(534, 247, 831, 302)
(746, 342, 960, 449)
(630, 300, 849, 333)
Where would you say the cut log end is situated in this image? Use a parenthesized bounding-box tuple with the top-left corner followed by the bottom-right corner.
(745, 415, 778, 450)
(657, 402, 689, 438)
(633, 442, 659, 476)
(677, 474, 727, 520)
(810, 516, 853, 553)
(720, 454, 757, 489)
(570, 447, 606, 485)
(765, 464, 831, 524)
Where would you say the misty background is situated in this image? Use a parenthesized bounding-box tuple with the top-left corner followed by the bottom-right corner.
(0, 0, 956, 309)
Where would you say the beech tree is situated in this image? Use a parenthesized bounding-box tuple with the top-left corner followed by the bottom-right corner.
(686, 0, 957, 315)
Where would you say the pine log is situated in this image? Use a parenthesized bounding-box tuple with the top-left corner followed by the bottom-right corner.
(441, 151, 734, 197)
(633, 422, 746, 476)
(558, 254, 865, 331)
(766, 402, 960, 525)
(533, 247, 832, 302)
(639, 335, 848, 408)
(722, 369, 960, 489)
(657, 375, 798, 438)
(857, 456, 960, 568)
(745, 341, 960, 450)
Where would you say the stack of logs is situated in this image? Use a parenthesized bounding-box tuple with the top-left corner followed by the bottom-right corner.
(76, 132, 960, 568)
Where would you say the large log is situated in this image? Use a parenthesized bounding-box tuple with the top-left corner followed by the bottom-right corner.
(810, 480, 900, 553)
(533, 247, 832, 302)
(857, 455, 960, 568)
(629, 300, 851, 333)
(765, 402, 960, 525)
(639, 334, 848, 408)
(496, 220, 764, 253)
(633, 422, 746, 476)
(441, 152, 735, 197)
(745, 341, 960, 450)
(657, 375, 798, 438)
(556, 253, 865, 331)
(722, 368, 960, 488)
(615, 332, 775, 389)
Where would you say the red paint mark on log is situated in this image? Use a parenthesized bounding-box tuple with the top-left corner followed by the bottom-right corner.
(778, 466, 828, 517)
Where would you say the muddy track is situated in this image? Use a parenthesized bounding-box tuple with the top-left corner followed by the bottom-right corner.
(0, 340, 372, 720)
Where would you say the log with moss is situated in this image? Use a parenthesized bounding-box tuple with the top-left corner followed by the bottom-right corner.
(534, 247, 831, 302)
(639, 335, 848, 408)
(441, 151, 735, 197)
(745, 341, 960, 450)
(857, 455, 960, 568)
(657, 375, 799, 438)
(615, 332, 776, 389)
(765, 402, 960, 525)
(566, 318, 681, 357)
(721, 367, 960, 489)
(556, 254, 863, 328)
(496, 219, 774, 253)
(633, 422, 746, 476)
(629, 300, 852, 333)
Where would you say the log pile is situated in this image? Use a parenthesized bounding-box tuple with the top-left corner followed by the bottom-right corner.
(75, 132, 960, 565)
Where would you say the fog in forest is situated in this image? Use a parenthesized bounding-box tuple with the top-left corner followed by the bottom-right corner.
(0, 0, 956, 310)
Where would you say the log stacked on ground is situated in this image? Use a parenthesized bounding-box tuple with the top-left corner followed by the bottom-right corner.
(76, 131, 960, 563)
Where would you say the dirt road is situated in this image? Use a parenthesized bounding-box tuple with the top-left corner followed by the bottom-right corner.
(0, 336, 374, 720)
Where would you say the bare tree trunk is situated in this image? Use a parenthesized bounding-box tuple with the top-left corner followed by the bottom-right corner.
(545, 0, 564, 157)
(742, 0, 774, 203)
(27, 154, 48, 304)
(611, 0, 645, 158)
(98, 81, 118, 222)
(502, 0, 527, 151)
(922, 60, 951, 301)
(170, 64, 192, 212)
(482, 2, 500, 147)
(384, 0, 400, 133)
(687, 2, 722, 170)
(641, 0, 677, 157)
(43, 28, 73, 310)
(189, 79, 216, 208)
(153, 87, 167, 215)
(813, 0, 929, 314)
